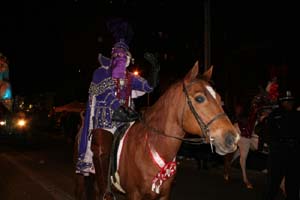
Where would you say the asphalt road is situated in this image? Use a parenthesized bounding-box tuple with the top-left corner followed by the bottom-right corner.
(0, 132, 286, 200)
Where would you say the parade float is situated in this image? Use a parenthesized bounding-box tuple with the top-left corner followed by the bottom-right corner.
(0, 52, 31, 135)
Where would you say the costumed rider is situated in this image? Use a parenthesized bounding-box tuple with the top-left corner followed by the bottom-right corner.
(75, 19, 159, 198)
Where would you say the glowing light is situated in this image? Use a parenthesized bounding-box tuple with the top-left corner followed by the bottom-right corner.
(17, 119, 26, 127)
(0, 120, 6, 126)
(133, 71, 139, 76)
(3, 87, 12, 99)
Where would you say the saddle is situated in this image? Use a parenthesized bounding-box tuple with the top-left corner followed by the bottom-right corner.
(112, 106, 140, 122)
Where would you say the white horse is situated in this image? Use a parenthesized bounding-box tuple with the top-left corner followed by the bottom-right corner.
(224, 108, 286, 192)
(224, 123, 259, 188)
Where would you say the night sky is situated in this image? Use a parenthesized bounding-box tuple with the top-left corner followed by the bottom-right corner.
(1, 0, 297, 105)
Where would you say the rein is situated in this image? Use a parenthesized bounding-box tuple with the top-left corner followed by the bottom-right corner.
(140, 118, 208, 145)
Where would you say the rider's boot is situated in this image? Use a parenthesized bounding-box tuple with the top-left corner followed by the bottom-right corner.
(91, 128, 113, 199)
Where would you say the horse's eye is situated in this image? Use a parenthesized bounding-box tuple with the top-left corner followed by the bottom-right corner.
(195, 96, 205, 103)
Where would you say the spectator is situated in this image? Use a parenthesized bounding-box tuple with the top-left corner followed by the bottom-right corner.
(263, 90, 300, 200)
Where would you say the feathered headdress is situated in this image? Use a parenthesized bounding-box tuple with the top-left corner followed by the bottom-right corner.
(106, 18, 134, 52)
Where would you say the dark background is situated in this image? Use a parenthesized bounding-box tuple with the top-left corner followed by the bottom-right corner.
(0, 0, 297, 107)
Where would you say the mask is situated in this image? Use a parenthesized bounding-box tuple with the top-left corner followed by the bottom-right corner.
(111, 48, 131, 79)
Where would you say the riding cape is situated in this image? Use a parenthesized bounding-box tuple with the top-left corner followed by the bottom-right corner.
(76, 54, 153, 175)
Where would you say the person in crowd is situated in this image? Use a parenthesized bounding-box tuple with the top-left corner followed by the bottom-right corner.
(254, 106, 273, 153)
(263, 90, 300, 200)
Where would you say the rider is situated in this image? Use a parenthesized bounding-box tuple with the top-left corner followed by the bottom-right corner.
(76, 19, 159, 198)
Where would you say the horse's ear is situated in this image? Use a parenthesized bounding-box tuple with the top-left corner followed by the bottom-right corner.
(202, 65, 213, 81)
(184, 61, 199, 82)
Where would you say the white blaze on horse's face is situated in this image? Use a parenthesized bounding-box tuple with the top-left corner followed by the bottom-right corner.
(205, 85, 216, 100)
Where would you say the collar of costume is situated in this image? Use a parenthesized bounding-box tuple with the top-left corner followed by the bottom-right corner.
(98, 54, 111, 67)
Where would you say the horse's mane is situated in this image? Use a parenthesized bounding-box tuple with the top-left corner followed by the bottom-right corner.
(144, 80, 182, 120)
(142, 76, 208, 125)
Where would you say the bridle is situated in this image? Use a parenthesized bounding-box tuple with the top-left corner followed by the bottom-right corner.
(182, 81, 227, 139)
(182, 81, 226, 150)
(141, 80, 227, 150)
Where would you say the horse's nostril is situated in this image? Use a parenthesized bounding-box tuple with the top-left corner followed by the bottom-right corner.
(225, 133, 235, 147)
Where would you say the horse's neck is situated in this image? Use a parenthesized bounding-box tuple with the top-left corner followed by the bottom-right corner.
(144, 83, 185, 161)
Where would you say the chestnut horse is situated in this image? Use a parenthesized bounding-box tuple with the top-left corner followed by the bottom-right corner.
(75, 61, 240, 200)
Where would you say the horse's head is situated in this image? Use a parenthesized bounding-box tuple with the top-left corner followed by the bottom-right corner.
(181, 61, 239, 155)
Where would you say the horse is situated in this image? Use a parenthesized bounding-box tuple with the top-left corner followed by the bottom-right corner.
(74, 61, 240, 200)
(223, 94, 273, 189)
(223, 122, 260, 189)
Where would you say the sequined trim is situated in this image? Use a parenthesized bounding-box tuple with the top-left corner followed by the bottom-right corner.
(89, 77, 115, 96)
(93, 105, 117, 129)
(100, 65, 110, 70)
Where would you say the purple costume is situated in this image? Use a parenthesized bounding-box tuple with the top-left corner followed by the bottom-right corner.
(76, 46, 153, 175)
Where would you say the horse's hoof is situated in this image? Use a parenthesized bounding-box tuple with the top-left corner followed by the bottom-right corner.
(245, 182, 253, 189)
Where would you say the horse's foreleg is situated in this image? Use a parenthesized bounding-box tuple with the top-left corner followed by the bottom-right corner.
(126, 191, 142, 200)
(75, 174, 86, 200)
(159, 194, 170, 200)
(239, 138, 253, 189)
(158, 188, 172, 200)
(280, 176, 286, 197)
(231, 147, 240, 163)
(224, 152, 234, 181)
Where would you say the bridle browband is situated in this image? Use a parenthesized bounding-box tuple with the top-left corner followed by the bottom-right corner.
(140, 80, 227, 147)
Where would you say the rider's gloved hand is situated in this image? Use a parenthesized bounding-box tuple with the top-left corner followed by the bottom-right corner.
(144, 52, 160, 88)
(112, 106, 140, 122)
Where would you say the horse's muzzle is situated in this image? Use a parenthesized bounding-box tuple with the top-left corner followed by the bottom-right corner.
(225, 132, 237, 148)
(214, 131, 239, 155)
(225, 131, 239, 151)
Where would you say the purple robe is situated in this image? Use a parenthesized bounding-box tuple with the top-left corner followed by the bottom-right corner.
(76, 54, 153, 174)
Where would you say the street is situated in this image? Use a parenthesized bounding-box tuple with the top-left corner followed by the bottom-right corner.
(0, 131, 286, 200)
